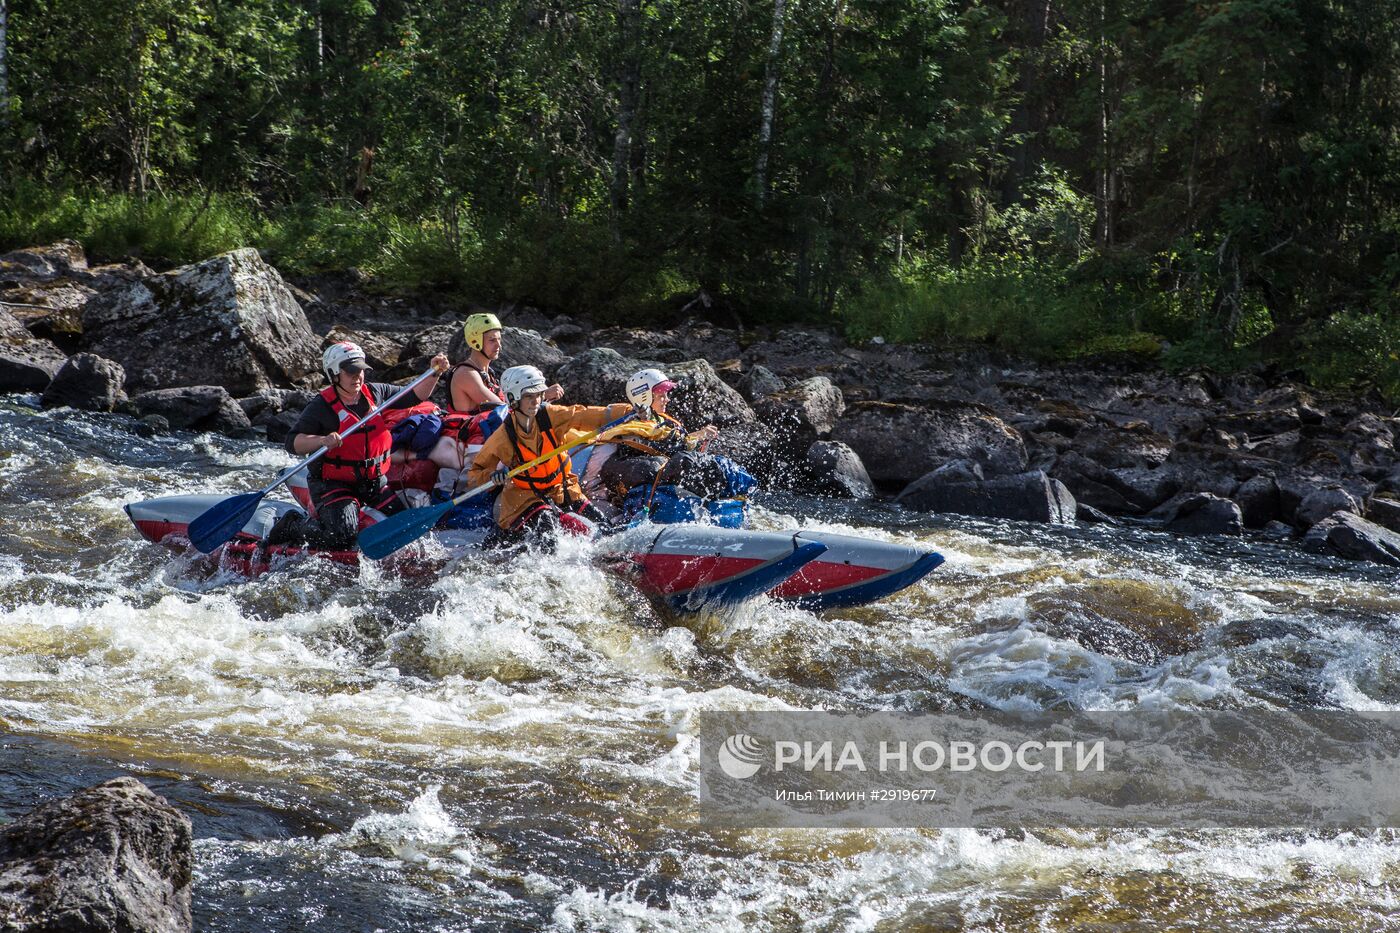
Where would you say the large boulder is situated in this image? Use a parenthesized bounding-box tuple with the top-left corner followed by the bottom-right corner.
(897, 469, 1077, 525)
(238, 388, 316, 443)
(833, 400, 1026, 488)
(132, 386, 254, 436)
(753, 376, 846, 456)
(802, 440, 875, 499)
(0, 776, 192, 933)
(0, 309, 68, 391)
(1233, 474, 1281, 528)
(1294, 486, 1361, 529)
(82, 248, 321, 395)
(321, 324, 403, 372)
(40, 353, 127, 412)
(1365, 496, 1400, 534)
(1303, 511, 1400, 567)
(496, 327, 571, 379)
(557, 349, 754, 427)
(1152, 492, 1243, 536)
(737, 364, 785, 403)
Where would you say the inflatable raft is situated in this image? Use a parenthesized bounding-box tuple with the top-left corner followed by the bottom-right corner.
(125, 458, 942, 613)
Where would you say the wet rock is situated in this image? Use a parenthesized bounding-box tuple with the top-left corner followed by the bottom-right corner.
(321, 324, 403, 372)
(0, 309, 68, 391)
(40, 353, 127, 412)
(802, 440, 875, 499)
(924, 458, 984, 485)
(0, 776, 192, 933)
(1294, 486, 1361, 529)
(1027, 580, 1202, 664)
(898, 469, 1077, 525)
(132, 386, 254, 436)
(1077, 502, 1118, 524)
(1233, 474, 1281, 528)
(753, 376, 845, 456)
(1365, 496, 1400, 534)
(133, 414, 170, 437)
(737, 364, 785, 403)
(82, 248, 321, 395)
(833, 400, 1027, 487)
(446, 325, 568, 379)
(1050, 452, 1176, 514)
(1262, 520, 1294, 539)
(1152, 492, 1243, 536)
(1302, 511, 1400, 567)
(558, 349, 754, 427)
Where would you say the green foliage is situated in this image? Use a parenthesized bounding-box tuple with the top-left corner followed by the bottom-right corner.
(0, 183, 262, 263)
(0, 0, 1396, 398)
(1295, 312, 1400, 403)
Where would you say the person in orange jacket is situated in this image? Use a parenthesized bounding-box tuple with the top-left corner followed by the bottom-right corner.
(467, 365, 631, 540)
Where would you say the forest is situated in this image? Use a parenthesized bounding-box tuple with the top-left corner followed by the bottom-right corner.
(1, 0, 1397, 395)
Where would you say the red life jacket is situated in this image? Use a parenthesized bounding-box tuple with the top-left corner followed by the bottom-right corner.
(318, 384, 392, 484)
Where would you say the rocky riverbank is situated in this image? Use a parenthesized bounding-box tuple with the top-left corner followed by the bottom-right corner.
(4, 241, 1399, 568)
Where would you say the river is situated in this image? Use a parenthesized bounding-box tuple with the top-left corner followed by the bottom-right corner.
(2, 394, 1398, 931)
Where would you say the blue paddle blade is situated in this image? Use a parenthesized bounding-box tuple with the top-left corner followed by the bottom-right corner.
(188, 491, 266, 554)
(357, 499, 455, 561)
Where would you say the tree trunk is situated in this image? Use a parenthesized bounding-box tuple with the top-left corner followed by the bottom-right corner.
(1000, 0, 1053, 206)
(1094, 0, 1112, 248)
(0, 0, 9, 131)
(610, 0, 641, 216)
(753, 0, 788, 208)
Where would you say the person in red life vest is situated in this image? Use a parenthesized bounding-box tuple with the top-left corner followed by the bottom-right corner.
(446, 312, 564, 414)
(267, 341, 450, 549)
(466, 365, 630, 543)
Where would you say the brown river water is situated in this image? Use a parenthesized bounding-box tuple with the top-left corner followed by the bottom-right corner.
(2, 395, 1399, 931)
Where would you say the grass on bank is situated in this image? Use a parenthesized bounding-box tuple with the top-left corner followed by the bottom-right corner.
(2, 185, 1397, 403)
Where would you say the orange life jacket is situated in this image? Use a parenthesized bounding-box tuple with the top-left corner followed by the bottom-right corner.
(318, 384, 392, 484)
(503, 408, 576, 503)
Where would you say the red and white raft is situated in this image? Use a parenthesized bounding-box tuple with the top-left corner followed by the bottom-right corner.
(124, 492, 942, 613)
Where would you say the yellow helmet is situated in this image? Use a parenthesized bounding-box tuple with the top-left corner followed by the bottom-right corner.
(463, 313, 502, 352)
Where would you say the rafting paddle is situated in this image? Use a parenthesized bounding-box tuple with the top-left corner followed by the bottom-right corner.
(359, 413, 633, 561)
(188, 367, 440, 554)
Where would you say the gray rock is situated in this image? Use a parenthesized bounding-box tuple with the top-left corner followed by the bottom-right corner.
(833, 400, 1027, 487)
(1365, 496, 1400, 534)
(737, 365, 785, 402)
(1295, 486, 1361, 529)
(133, 414, 170, 438)
(802, 441, 875, 499)
(236, 387, 316, 422)
(1262, 520, 1294, 539)
(0, 776, 192, 933)
(132, 386, 254, 436)
(1049, 452, 1178, 514)
(557, 349, 754, 428)
(82, 248, 321, 394)
(1302, 511, 1400, 566)
(0, 308, 68, 391)
(753, 376, 846, 456)
(926, 458, 984, 485)
(40, 353, 127, 412)
(898, 469, 1077, 525)
(1233, 474, 1281, 528)
(1153, 492, 1243, 536)
(321, 324, 403, 372)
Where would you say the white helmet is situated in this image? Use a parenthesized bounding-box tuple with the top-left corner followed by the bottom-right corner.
(501, 364, 548, 406)
(322, 341, 369, 382)
(626, 368, 676, 410)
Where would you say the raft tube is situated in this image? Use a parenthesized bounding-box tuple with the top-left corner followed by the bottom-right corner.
(123, 494, 826, 611)
(767, 529, 944, 611)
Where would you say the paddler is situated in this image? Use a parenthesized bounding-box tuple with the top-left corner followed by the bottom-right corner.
(582, 368, 721, 503)
(267, 341, 450, 549)
(466, 364, 631, 541)
(447, 312, 563, 414)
